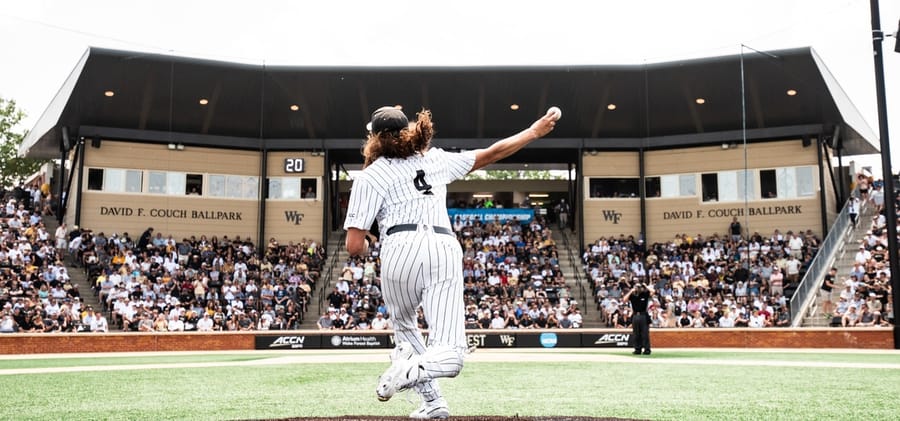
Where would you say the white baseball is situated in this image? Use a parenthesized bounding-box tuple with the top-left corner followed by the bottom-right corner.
(547, 106, 562, 121)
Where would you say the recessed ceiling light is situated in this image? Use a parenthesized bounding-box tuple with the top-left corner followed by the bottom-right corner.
(607, 103, 617, 110)
(104, 90, 115, 97)
(199, 98, 209, 105)
(510, 104, 520, 110)
(786, 89, 797, 96)
(290, 104, 300, 111)
(695, 98, 706, 105)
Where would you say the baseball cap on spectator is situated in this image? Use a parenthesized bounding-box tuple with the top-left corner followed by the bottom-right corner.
(366, 106, 408, 133)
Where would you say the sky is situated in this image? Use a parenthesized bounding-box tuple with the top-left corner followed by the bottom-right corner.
(0, 0, 898, 177)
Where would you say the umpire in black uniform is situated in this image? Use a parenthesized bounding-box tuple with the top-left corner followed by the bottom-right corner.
(623, 281, 653, 355)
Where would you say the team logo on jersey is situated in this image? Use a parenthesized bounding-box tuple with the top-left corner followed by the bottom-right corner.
(413, 169, 433, 195)
(284, 211, 304, 225)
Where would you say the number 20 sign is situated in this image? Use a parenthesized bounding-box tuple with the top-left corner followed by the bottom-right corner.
(284, 158, 305, 173)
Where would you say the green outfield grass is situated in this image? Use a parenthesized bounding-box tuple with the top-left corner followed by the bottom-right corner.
(0, 354, 273, 369)
(1, 350, 898, 421)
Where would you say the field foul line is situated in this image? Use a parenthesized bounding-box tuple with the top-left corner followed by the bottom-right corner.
(1, 349, 899, 375)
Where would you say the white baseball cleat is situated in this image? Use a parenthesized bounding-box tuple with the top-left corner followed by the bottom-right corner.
(377, 342, 418, 401)
(390, 341, 414, 362)
(410, 397, 450, 419)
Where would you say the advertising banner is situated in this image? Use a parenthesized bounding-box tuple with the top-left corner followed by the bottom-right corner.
(515, 331, 582, 348)
(580, 332, 633, 348)
(255, 334, 321, 350)
(321, 334, 391, 349)
(447, 208, 534, 224)
(465, 332, 518, 349)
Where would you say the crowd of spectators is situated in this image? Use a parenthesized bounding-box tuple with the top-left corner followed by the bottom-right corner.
(1, 183, 323, 333)
(86, 229, 322, 332)
(0, 183, 84, 333)
(319, 213, 582, 331)
(5, 179, 895, 334)
(587, 225, 820, 329)
(824, 179, 895, 328)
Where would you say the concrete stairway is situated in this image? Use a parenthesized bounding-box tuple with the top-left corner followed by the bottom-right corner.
(43, 216, 105, 325)
(551, 227, 601, 327)
(298, 230, 348, 329)
(801, 203, 877, 327)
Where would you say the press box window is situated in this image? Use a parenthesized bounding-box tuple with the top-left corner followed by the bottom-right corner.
(225, 176, 258, 199)
(268, 177, 317, 199)
(701, 171, 753, 202)
(86, 168, 142, 193)
(87, 168, 103, 191)
(660, 174, 696, 198)
(761, 167, 815, 199)
(588, 178, 640, 198)
(760, 169, 777, 199)
(301, 179, 317, 199)
(186, 174, 203, 195)
(644, 177, 661, 198)
(701, 173, 719, 202)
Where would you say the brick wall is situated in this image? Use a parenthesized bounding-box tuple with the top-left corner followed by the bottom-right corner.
(0, 332, 255, 354)
(650, 328, 893, 348)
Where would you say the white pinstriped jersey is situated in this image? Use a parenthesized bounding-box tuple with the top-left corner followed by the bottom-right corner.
(343, 148, 476, 234)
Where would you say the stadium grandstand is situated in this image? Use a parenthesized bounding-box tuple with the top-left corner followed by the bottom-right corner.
(3, 45, 895, 339)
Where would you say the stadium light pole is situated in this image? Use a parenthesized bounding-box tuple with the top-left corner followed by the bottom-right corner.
(869, 0, 900, 349)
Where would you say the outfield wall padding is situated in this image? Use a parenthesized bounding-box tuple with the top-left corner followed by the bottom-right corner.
(0, 328, 892, 354)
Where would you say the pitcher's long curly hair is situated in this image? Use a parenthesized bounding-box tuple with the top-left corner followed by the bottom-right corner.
(362, 109, 434, 168)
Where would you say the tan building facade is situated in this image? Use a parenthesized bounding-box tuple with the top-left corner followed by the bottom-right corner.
(71, 140, 325, 245)
(582, 140, 834, 245)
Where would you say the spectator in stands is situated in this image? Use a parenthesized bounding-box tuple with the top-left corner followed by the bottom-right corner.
(841, 305, 859, 327)
(855, 304, 878, 327)
(768, 267, 784, 297)
(372, 311, 390, 330)
(748, 309, 769, 328)
(197, 313, 214, 331)
(773, 305, 791, 327)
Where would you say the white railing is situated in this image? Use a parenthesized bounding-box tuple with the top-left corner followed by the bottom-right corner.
(789, 195, 857, 327)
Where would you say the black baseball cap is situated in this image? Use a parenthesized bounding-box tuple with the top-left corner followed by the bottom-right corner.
(366, 106, 408, 133)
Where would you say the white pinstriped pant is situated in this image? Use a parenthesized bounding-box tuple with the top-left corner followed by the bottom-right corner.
(380, 227, 467, 394)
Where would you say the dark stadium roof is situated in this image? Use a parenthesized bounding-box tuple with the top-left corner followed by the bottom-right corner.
(22, 46, 878, 163)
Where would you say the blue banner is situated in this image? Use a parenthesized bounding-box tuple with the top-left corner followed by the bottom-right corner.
(447, 208, 534, 224)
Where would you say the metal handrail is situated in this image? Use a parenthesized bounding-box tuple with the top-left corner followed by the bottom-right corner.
(789, 195, 858, 327)
(317, 231, 346, 316)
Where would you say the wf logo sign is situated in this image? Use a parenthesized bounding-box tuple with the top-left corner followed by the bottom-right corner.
(284, 211, 304, 225)
(602, 210, 622, 224)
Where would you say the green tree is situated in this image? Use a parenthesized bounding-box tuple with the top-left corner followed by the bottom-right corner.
(0, 97, 45, 188)
(463, 169, 562, 180)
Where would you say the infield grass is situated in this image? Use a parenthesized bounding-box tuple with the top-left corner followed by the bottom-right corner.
(1, 350, 898, 421)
